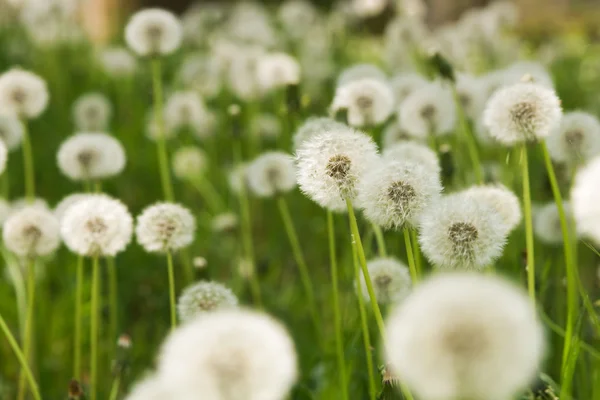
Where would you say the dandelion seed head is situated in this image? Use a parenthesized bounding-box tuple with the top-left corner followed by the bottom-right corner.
(385, 273, 545, 400)
(145, 109, 177, 141)
(351, 0, 388, 17)
(212, 212, 238, 233)
(98, 46, 137, 77)
(0, 68, 49, 119)
(228, 163, 249, 195)
(177, 281, 238, 323)
(54, 193, 91, 222)
(456, 73, 488, 120)
(177, 54, 222, 98)
(572, 157, 600, 244)
(277, 0, 319, 40)
(125, 8, 182, 57)
(164, 91, 207, 133)
(331, 78, 395, 127)
(57, 132, 126, 181)
(3, 206, 60, 257)
(0, 113, 23, 151)
(356, 257, 411, 304)
(462, 184, 522, 232)
(72, 93, 112, 131)
(534, 202, 574, 245)
(546, 111, 600, 165)
(292, 117, 346, 151)
(383, 141, 441, 176)
(247, 152, 296, 198)
(257, 53, 301, 92)
(61, 195, 133, 257)
(172, 146, 207, 181)
(136, 202, 196, 253)
(400, 82, 456, 137)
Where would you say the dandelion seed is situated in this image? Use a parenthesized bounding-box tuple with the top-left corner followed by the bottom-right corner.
(382, 141, 441, 176)
(0, 113, 24, 151)
(399, 82, 456, 138)
(98, 46, 138, 77)
(534, 202, 575, 245)
(356, 257, 411, 304)
(331, 78, 395, 127)
(462, 184, 522, 232)
(385, 273, 545, 400)
(247, 152, 296, 198)
(177, 281, 238, 322)
(3, 206, 60, 257)
(256, 52, 301, 92)
(0, 68, 49, 119)
(125, 8, 182, 57)
(72, 93, 112, 131)
(546, 111, 600, 165)
(572, 156, 600, 244)
(135, 202, 196, 253)
(172, 146, 207, 181)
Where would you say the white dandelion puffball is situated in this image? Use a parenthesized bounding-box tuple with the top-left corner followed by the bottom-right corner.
(483, 82, 562, 146)
(385, 273, 545, 400)
(177, 54, 222, 98)
(99, 46, 138, 77)
(352, 0, 388, 18)
(358, 158, 442, 230)
(3, 206, 60, 257)
(0, 113, 24, 151)
(136, 203, 196, 253)
(463, 184, 522, 232)
(54, 193, 91, 222)
(158, 309, 297, 400)
(357, 257, 411, 305)
(390, 73, 427, 107)
(247, 152, 296, 198)
(177, 281, 238, 322)
(228, 163, 249, 195)
(61, 195, 133, 257)
(164, 91, 207, 133)
(296, 128, 379, 212)
(277, 0, 319, 39)
(456, 73, 488, 120)
(146, 109, 176, 142)
(534, 202, 574, 245)
(383, 141, 441, 176)
(125, 8, 183, 57)
(572, 157, 600, 243)
(0, 68, 49, 119)
(337, 63, 387, 88)
(0, 140, 6, 176)
(419, 194, 508, 270)
(292, 117, 346, 151)
(57, 132, 126, 181)
(400, 82, 456, 138)
(331, 78, 395, 127)
(256, 52, 301, 92)
(212, 212, 238, 233)
(546, 111, 600, 165)
(124, 374, 173, 400)
(172, 146, 207, 181)
(72, 93, 112, 131)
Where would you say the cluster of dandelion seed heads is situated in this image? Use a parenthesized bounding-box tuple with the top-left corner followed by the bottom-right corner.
(172, 146, 207, 181)
(0, 113, 24, 151)
(463, 184, 522, 232)
(125, 8, 183, 57)
(0, 68, 49, 119)
(331, 78, 395, 127)
(247, 152, 297, 198)
(546, 111, 600, 164)
(399, 82, 456, 138)
(385, 273, 545, 400)
(136, 202, 196, 253)
(357, 257, 411, 305)
(177, 281, 238, 323)
(61, 195, 133, 257)
(57, 132, 126, 181)
(3, 206, 60, 257)
(572, 156, 600, 244)
(72, 93, 112, 131)
(292, 117, 346, 151)
(483, 82, 562, 145)
(383, 141, 441, 176)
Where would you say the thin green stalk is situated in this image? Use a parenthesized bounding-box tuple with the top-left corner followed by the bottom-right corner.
(189, 177, 224, 214)
(403, 228, 419, 283)
(166, 251, 177, 330)
(345, 198, 386, 341)
(17, 259, 36, 400)
(90, 255, 100, 400)
(151, 58, 175, 202)
(327, 210, 349, 400)
(410, 229, 422, 277)
(371, 224, 387, 257)
(521, 146, 535, 306)
(451, 85, 483, 184)
(276, 197, 321, 344)
(108, 375, 121, 400)
(540, 142, 578, 397)
(21, 120, 35, 201)
(73, 256, 84, 379)
(352, 241, 377, 400)
(108, 257, 118, 343)
(180, 249, 194, 285)
(0, 313, 41, 400)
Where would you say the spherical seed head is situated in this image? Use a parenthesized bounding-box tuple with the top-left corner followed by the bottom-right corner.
(0, 113, 24, 151)
(177, 281, 238, 323)
(0, 68, 49, 119)
(331, 78, 395, 127)
(61, 195, 133, 257)
(172, 146, 207, 181)
(3, 206, 60, 257)
(462, 184, 522, 232)
(247, 152, 296, 198)
(57, 132, 126, 181)
(296, 128, 379, 212)
(357, 257, 411, 304)
(383, 141, 441, 176)
(546, 111, 600, 165)
(125, 8, 182, 57)
(178, 54, 222, 98)
(399, 81, 456, 138)
(385, 273, 545, 400)
(158, 309, 297, 400)
(98, 46, 138, 77)
(292, 117, 346, 151)
(136, 202, 196, 253)
(419, 194, 508, 270)
(456, 73, 488, 120)
(54, 193, 91, 222)
(337, 63, 387, 87)
(483, 82, 562, 146)
(534, 202, 575, 245)
(358, 158, 442, 229)
(389, 73, 427, 107)
(256, 52, 301, 91)
(164, 91, 207, 133)
(72, 93, 112, 131)
(572, 157, 600, 244)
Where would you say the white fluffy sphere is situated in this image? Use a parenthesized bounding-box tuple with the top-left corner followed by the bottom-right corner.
(125, 8, 183, 57)
(3, 206, 60, 257)
(177, 281, 238, 323)
(0, 113, 24, 151)
(546, 111, 600, 165)
(72, 93, 112, 131)
(98, 46, 138, 77)
(357, 257, 411, 305)
(462, 184, 522, 232)
(172, 146, 207, 181)
(0, 68, 49, 119)
(382, 141, 441, 176)
(399, 82, 456, 138)
(256, 52, 301, 91)
(163, 91, 207, 134)
(534, 201, 575, 245)
(247, 152, 297, 198)
(135, 202, 196, 253)
(54, 193, 91, 222)
(337, 63, 387, 87)
(572, 156, 600, 244)
(331, 78, 395, 127)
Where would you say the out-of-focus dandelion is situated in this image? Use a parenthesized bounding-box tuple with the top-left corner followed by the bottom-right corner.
(399, 82, 456, 139)
(534, 202, 575, 245)
(356, 257, 411, 304)
(125, 9, 182, 57)
(331, 78, 395, 127)
(572, 156, 600, 244)
(462, 184, 522, 232)
(247, 152, 296, 198)
(256, 52, 301, 92)
(177, 281, 238, 323)
(0, 113, 24, 151)
(72, 93, 112, 131)
(546, 111, 600, 166)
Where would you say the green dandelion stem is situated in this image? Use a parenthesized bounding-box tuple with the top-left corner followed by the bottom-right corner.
(166, 250, 177, 330)
(410, 229, 422, 277)
(521, 145, 536, 306)
(90, 255, 100, 400)
(17, 259, 36, 400)
(372, 223, 387, 257)
(73, 256, 84, 379)
(403, 228, 419, 283)
(108, 257, 118, 344)
(451, 85, 483, 184)
(108, 375, 121, 400)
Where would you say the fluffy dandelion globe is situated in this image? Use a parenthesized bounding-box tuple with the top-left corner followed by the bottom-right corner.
(385, 273, 545, 400)
(337, 63, 387, 87)
(172, 146, 207, 181)
(177, 281, 238, 322)
(3, 206, 60, 257)
(0, 68, 49, 119)
(351, 0, 388, 18)
(177, 54, 222, 98)
(157, 309, 297, 400)
(53, 193, 90, 222)
(383, 141, 441, 176)
(98, 46, 138, 77)
(483, 82, 562, 146)
(331, 78, 395, 127)
(212, 212, 238, 233)
(247, 152, 296, 198)
(358, 158, 442, 230)
(572, 157, 600, 243)
(546, 111, 600, 165)
(0, 113, 24, 151)
(534, 202, 574, 245)
(146, 109, 177, 141)
(57, 132, 126, 181)
(462, 184, 522, 232)
(419, 194, 508, 270)
(357, 257, 411, 305)
(125, 8, 183, 57)
(296, 127, 379, 212)
(135, 203, 196, 253)
(72, 93, 112, 131)
(61, 195, 133, 257)
(256, 52, 301, 92)
(292, 117, 346, 151)
(455, 73, 488, 120)
(399, 82, 456, 138)
(164, 91, 207, 133)
(390, 73, 427, 107)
